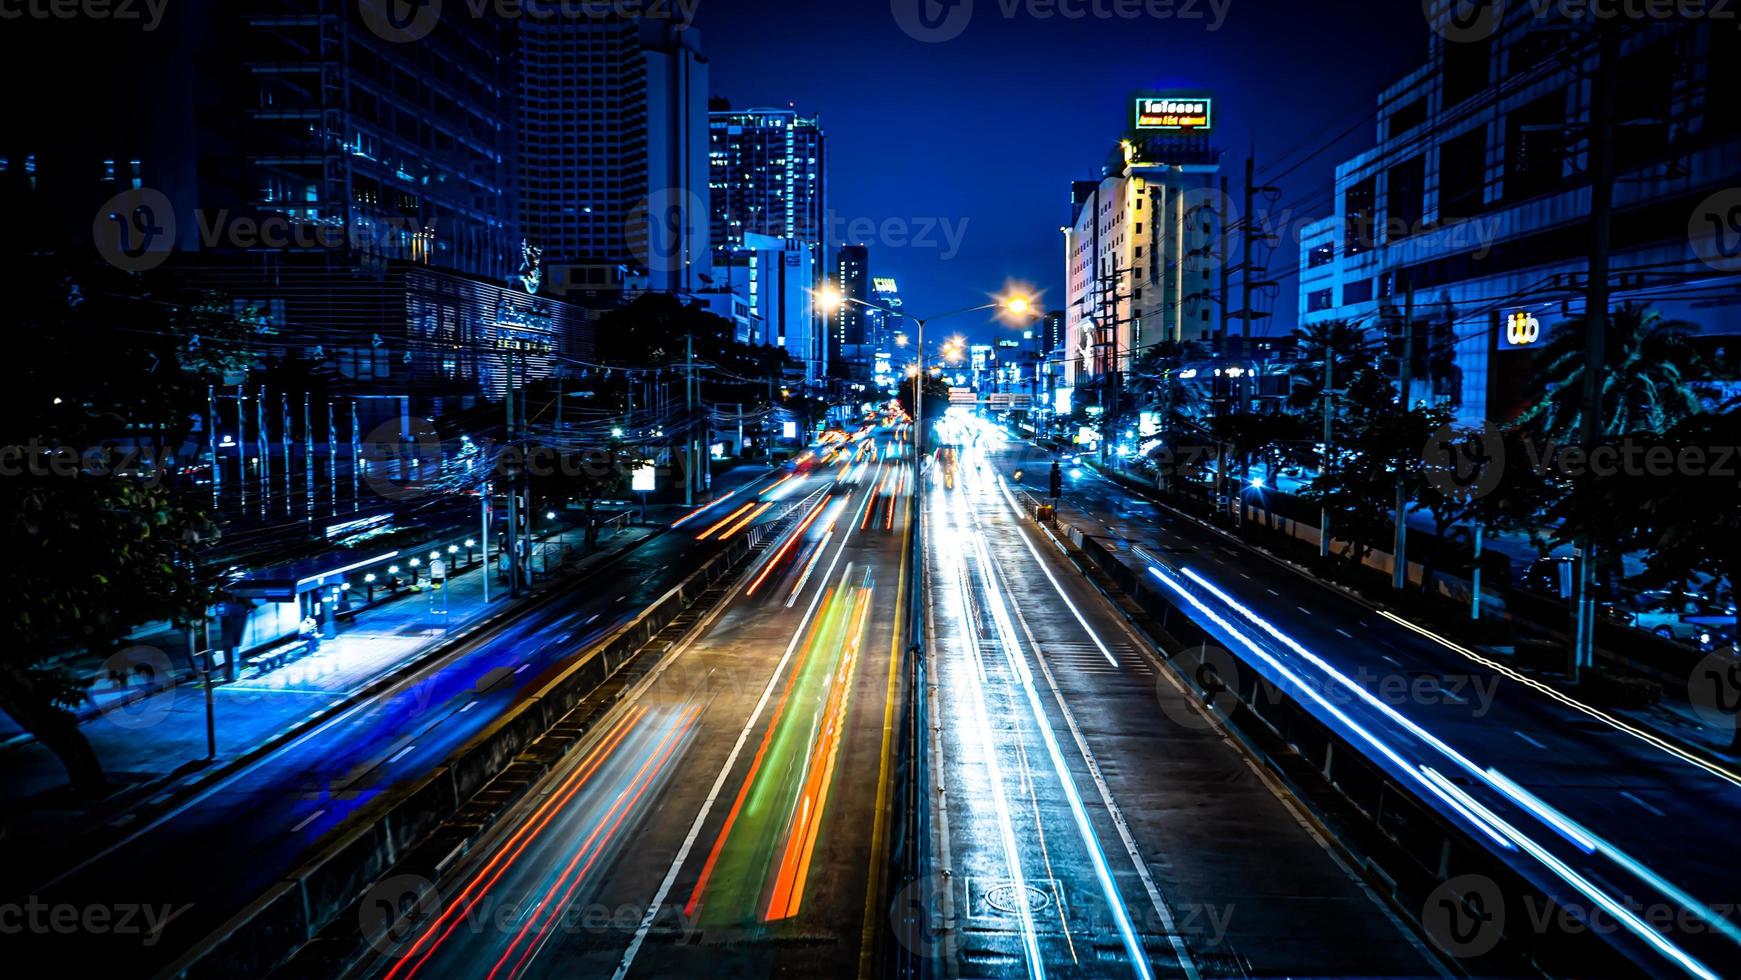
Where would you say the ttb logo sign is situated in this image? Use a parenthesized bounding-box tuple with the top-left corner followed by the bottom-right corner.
(1502, 310, 1541, 349)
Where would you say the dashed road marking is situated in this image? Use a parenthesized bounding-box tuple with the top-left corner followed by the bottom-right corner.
(290, 810, 324, 833)
(1620, 791, 1665, 817)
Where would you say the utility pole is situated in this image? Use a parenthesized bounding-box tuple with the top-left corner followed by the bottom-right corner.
(505, 349, 519, 598)
(1228, 154, 1278, 523)
(1320, 337, 1335, 560)
(684, 334, 695, 507)
(1573, 22, 1619, 682)
(1392, 281, 1415, 591)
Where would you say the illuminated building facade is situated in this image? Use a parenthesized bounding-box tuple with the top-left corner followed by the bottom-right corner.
(1300, 7, 1741, 427)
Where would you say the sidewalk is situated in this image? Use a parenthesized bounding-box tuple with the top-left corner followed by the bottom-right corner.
(0, 518, 654, 814)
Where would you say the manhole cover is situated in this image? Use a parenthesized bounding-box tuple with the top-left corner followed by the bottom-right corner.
(984, 882, 1052, 916)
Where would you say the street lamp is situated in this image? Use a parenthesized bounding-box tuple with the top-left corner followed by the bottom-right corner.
(819, 291, 1037, 451)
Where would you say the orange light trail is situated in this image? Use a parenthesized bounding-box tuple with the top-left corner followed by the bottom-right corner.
(683, 590, 837, 919)
(861, 468, 891, 530)
(387, 706, 649, 980)
(669, 490, 738, 529)
(715, 501, 773, 539)
(765, 585, 872, 920)
(694, 502, 756, 540)
(745, 497, 830, 596)
(489, 706, 699, 980)
(759, 472, 795, 498)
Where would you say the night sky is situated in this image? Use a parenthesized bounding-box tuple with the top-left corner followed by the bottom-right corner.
(696, 0, 1430, 343)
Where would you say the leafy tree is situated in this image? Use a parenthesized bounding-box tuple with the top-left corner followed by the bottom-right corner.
(1517, 304, 1709, 442)
(1287, 318, 1377, 413)
(2, 259, 256, 798)
(1299, 364, 1447, 570)
(896, 373, 950, 438)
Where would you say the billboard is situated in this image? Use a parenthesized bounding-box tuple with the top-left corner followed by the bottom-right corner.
(1135, 97, 1213, 132)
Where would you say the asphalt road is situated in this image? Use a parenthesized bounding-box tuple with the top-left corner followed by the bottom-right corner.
(1000, 437, 1741, 978)
(353, 426, 915, 979)
(2, 466, 800, 975)
(921, 423, 1441, 978)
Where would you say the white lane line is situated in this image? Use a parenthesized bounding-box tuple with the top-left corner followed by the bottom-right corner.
(586, 614, 601, 625)
(1335, 628, 1353, 639)
(1514, 730, 1547, 750)
(1379, 610, 1741, 790)
(963, 489, 1151, 980)
(1240, 573, 1251, 580)
(459, 701, 479, 713)
(1296, 606, 1312, 616)
(386, 744, 417, 765)
(1267, 589, 1280, 597)
(990, 475, 1197, 980)
(514, 664, 532, 674)
(1383, 655, 1404, 668)
(290, 810, 324, 834)
(1620, 791, 1665, 817)
(614, 476, 880, 980)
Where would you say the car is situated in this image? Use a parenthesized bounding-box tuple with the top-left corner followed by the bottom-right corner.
(1615, 590, 1737, 645)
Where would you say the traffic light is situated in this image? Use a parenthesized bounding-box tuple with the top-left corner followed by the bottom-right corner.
(1048, 461, 1062, 499)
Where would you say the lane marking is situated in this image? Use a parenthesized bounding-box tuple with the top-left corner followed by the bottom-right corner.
(858, 465, 914, 978)
(290, 810, 324, 834)
(614, 476, 881, 980)
(387, 745, 417, 765)
(1514, 730, 1547, 750)
(1620, 792, 1665, 817)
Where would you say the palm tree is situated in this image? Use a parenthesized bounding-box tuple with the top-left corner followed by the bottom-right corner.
(1518, 304, 1709, 440)
(1287, 319, 1377, 412)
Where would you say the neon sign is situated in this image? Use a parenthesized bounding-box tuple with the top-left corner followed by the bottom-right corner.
(1135, 97, 1213, 131)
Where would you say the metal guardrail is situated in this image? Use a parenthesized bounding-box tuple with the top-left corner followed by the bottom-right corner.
(885, 471, 932, 980)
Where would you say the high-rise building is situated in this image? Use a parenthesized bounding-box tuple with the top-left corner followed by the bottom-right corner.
(833, 244, 870, 348)
(1064, 98, 1222, 392)
(721, 232, 826, 381)
(1299, 9, 1741, 428)
(519, 18, 712, 298)
(866, 276, 906, 350)
(708, 102, 827, 258)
